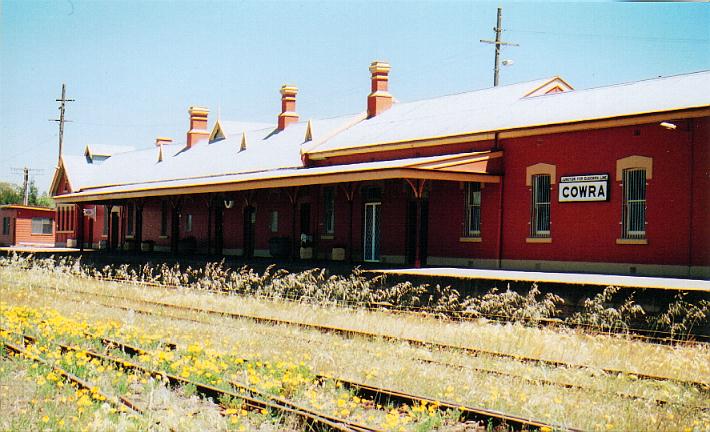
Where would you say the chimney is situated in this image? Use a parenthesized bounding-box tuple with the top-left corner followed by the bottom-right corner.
(367, 61, 393, 118)
(277, 85, 299, 130)
(155, 137, 173, 147)
(186, 106, 209, 148)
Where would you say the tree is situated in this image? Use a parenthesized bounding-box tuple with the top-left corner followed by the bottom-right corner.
(0, 181, 54, 207)
(0, 182, 22, 205)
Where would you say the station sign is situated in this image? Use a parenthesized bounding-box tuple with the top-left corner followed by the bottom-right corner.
(559, 174, 609, 202)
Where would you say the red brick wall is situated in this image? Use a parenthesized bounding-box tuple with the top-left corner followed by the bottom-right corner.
(500, 120, 701, 267)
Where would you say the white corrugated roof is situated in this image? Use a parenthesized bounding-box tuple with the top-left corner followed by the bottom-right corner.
(57, 70, 710, 198)
(60, 151, 498, 199)
(309, 71, 710, 154)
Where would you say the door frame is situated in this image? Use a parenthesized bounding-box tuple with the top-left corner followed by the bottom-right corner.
(363, 201, 381, 262)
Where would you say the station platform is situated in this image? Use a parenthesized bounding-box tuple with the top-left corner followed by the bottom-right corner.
(370, 267, 710, 292)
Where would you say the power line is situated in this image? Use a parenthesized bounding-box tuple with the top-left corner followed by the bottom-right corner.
(508, 29, 709, 44)
(480, 7, 519, 87)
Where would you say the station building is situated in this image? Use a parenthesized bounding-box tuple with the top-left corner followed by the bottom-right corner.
(50, 63, 710, 278)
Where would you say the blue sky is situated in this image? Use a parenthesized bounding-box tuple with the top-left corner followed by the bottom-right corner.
(1, 1, 708, 190)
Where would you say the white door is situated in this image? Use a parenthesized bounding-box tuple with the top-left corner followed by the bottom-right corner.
(363, 202, 381, 262)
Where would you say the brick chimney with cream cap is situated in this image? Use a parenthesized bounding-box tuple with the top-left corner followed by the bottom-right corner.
(367, 61, 393, 118)
(277, 85, 299, 130)
(186, 106, 210, 148)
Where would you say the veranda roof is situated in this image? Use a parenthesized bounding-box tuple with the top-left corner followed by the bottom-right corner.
(53, 151, 502, 203)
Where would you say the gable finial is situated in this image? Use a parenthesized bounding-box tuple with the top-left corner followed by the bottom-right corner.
(240, 132, 248, 152)
(305, 119, 313, 142)
(157, 143, 164, 162)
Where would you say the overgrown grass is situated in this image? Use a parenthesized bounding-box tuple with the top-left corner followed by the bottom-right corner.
(1, 258, 709, 431)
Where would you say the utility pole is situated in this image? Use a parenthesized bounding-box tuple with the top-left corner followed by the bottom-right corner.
(50, 84, 74, 167)
(22, 167, 29, 205)
(10, 166, 45, 205)
(480, 7, 519, 86)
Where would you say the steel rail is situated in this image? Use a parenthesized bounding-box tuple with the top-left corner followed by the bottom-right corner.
(413, 357, 709, 410)
(9, 313, 704, 413)
(326, 375, 587, 432)
(3, 326, 580, 432)
(0, 340, 144, 415)
(94, 275, 709, 345)
(3, 329, 378, 432)
(39, 283, 710, 390)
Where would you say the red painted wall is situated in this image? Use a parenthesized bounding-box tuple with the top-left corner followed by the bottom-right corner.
(500, 121, 701, 267)
(690, 117, 710, 267)
(0, 208, 55, 246)
(426, 180, 501, 261)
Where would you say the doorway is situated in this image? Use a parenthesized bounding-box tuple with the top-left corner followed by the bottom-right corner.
(214, 205, 224, 255)
(363, 202, 381, 262)
(405, 200, 429, 266)
(243, 206, 256, 258)
(110, 212, 119, 250)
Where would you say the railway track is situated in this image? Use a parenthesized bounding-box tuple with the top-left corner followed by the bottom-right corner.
(95, 276, 710, 345)
(1, 330, 376, 432)
(2, 327, 580, 431)
(31, 282, 709, 391)
(11, 289, 707, 412)
(1, 340, 144, 415)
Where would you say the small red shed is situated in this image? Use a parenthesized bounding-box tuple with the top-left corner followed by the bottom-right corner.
(0, 205, 56, 247)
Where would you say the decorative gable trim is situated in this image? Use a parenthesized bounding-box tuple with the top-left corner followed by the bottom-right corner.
(209, 119, 226, 143)
(523, 77, 574, 98)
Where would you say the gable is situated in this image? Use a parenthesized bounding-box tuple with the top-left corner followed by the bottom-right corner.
(523, 77, 574, 98)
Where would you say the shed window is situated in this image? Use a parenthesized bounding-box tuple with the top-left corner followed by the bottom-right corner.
(463, 183, 481, 237)
(31, 217, 53, 235)
(531, 174, 551, 237)
(270, 210, 279, 233)
(622, 168, 646, 239)
(126, 203, 135, 236)
(2, 217, 10, 235)
(160, 201, 168, 236)
(185, 214, 193, 232)
(323, 187, 335, 234)
(103, 206, 110, 236)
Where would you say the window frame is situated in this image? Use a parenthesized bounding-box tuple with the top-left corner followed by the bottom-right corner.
(126, 203, 135, 237)
(102, 206, 110, 236)
(31, 217, 53, 235)
(160, 201, 168, 237)
(270, 210, 279, 233)
(621, 168, 647, 240)
(463, 182, 482, 238)
(530, 174, 551, 238)
(323, 186, 335, 235)
(185, 214, 193, 233)
(2, 217, 10, 235)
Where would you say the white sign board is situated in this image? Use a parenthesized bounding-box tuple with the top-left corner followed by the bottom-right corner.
(559, 174, 609, 202)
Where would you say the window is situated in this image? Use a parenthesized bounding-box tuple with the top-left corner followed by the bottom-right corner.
(31, 218, 53, 235)
(270, 210, 279, 233)
(531, 174, 551, 237)
(103, 206, 110, 236)
(463, 183, 481, 237)
(622, 168, 646, 239)
(323, 187, 335, 234)
(160, 201, 168, 237)
(185, 214, 193, 232)
(2, 217, 10, 235)
(126, 203, 135, 236)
